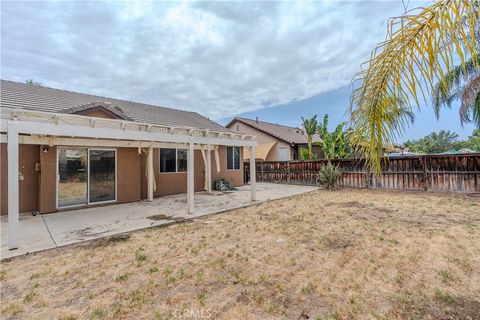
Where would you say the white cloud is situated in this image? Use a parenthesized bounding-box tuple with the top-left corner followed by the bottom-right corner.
(1, 0, 413, 120)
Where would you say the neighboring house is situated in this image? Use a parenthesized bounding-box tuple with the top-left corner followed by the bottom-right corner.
(226, 117, 323, 161)
(1, 80, 257, 249)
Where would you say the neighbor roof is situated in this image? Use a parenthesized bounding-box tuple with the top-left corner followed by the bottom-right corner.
(0, 80, 230, 132)
(226, 117, 321, 145)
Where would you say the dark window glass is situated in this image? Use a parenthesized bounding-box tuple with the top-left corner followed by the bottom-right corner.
(177, 149, 187, 172)
(89, 150, 116, 203)
(58, 148, 88, 207)
(227, 147, 234, 170)
(160, 148, 176, 172)
(234, 147, 240, 169)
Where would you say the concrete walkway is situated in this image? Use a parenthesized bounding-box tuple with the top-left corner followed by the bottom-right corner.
(1, 183, 317, 259)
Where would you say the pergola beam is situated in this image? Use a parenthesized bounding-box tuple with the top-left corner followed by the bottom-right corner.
(0, 109, 257, 147)
(206, 144, 212, 193)
(147, 146, 154, 202)
(187, 140, 195, 213)
(249, 146, 257, 201)
(7, 119, 19, 250)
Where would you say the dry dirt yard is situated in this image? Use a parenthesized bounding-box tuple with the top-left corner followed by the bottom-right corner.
(1, 189, 480, 320)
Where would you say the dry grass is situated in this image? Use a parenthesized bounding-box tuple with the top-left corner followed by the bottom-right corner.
(1, 189, 480, 320)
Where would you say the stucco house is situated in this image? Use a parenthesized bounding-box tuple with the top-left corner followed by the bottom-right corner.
(226, 117, 323, 161)
(0, 80, 257, 250)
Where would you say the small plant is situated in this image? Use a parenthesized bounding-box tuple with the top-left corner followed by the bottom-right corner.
(465, 223, 477, 234)
(435, 289, 455, 304)
(115, 273, 129, 282)
(316, 311, 340, 320)
(0, 270, 6, 281)
(135, 248, 147, 263)
(90, 308, 106, 319)
(149, 266, 159, 274)
(196, 289, 207, 306)
(23, 289, 37, 303)
(301, 283, 315, 295)
(438, 269, 451, 283)
(317, 163, 342, 190)
(164, 267, 176, 285)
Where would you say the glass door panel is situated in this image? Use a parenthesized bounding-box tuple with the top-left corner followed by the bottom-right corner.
(89, 150, 116, 203)
(58, 148, 88, 207)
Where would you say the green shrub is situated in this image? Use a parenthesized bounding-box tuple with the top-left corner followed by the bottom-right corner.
(317, 163, 342, 190)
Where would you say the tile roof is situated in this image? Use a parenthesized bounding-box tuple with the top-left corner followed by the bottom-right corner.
(0, 80, 231, 132)
(226, 117, 321, 144)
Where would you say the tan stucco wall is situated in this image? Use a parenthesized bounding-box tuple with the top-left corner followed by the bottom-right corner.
(1, 144, 244, 215)
(1, 143, 40, 215)
(228, 120, 294, 161)
(140, 146, 243, 198)
(38, 145, 57, 213)
(117, 148, 142, 203)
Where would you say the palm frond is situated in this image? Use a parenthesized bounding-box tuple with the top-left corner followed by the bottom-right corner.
(460, 74, 480, 125)
(432, 53, 479, 119)
(350, 0, 479, 173)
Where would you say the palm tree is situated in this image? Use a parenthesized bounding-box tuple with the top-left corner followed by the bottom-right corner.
(432, 53, 480, 126)
(301, 115, 318, 160)
(349, 0, 479, 173)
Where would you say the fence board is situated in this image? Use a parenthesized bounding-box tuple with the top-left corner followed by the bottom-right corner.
(244, 154, 480, 193)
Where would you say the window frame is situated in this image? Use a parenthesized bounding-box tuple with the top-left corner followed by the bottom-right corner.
(227, 146, 241, 171)
(159, 148, 188, 173)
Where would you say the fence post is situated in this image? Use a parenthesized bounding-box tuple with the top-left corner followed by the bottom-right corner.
(287, 161, 291, 184)
(261, 161, 264, 182)
(422, 155, 427, 191)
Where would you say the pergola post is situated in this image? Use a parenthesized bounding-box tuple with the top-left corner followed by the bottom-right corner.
(7, 118, 19, 250)
(206, 144, 212, 193)
(249, 146, 256, 201)
(147, 146, 154, 202)
(187, 140, 195, 213)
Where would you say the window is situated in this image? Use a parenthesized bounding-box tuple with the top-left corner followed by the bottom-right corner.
(160, 148, 187, 173)
(227, 146, 241, 170)
(279, 146, 288, 161)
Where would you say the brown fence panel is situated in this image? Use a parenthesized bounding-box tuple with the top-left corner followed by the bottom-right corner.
(244, 153, 480, 193)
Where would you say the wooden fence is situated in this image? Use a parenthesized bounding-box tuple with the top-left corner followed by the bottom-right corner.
(244, 153, 480, 193)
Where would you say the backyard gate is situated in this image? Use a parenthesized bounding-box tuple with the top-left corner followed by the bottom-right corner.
(244, 153, 480, 193)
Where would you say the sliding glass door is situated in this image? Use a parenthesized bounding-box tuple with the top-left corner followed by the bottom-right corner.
(58, 148, 88, 207)
(57, 148, 116, 208)
(88, 149, 116, 203)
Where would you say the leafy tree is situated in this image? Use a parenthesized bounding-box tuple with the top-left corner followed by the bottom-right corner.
(317, 114, 351, 160)
(404, 130, 460, 154)
(301, 115, 318, 160)
(299, 147, 311, 160)
(463, 128, 480, 151)
(25, 79, 42, 86)
(350, 1, 479, 172)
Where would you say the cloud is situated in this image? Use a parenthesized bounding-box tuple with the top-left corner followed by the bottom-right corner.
(1, 0, 411, 120)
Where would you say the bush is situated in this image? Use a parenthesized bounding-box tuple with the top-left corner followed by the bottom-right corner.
(317, 163, 342, 190)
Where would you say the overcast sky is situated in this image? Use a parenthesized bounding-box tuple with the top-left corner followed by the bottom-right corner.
(1, 1, 420, 118)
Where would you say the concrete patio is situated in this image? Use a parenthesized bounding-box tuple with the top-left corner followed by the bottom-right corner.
(1, 183, 317, 259)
